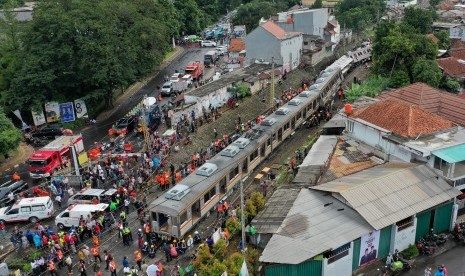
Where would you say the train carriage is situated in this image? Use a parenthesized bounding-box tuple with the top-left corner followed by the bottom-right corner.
(149, 64, 343, 238)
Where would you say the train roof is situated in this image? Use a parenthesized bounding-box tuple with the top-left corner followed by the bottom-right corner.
(149, 68, 342, 216)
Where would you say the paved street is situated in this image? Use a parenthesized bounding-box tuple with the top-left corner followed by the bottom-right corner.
(403, 246, 465, 276)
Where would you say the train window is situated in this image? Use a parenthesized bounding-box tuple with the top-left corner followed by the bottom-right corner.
(220, 177, 226, 193)
(242, 160, 248, 172)
(261, 144, 265, 157)
(204, 187, 216, 203)
(229, 166, 239, 180)
(152, 212, 158, 221)
(267, 138, 271, 147)
(250, 149, 258, 161)
(180, 211, 188, 225)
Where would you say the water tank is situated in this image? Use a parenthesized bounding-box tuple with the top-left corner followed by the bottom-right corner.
(345, 103, 352, 115)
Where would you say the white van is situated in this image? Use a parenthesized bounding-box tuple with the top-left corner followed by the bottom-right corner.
(0, 197, 54, 224)
(67, 188, 117, 206)
(55, 203, 108, 230)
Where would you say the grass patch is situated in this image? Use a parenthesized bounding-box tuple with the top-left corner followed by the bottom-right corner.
(163, 48, 177, 61)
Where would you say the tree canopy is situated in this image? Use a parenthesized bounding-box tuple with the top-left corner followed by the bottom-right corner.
(233, 0, 297, 31)
(0, 107, 22, 157)
(334, 0, 385, 32)
(401, 6, 435, 34)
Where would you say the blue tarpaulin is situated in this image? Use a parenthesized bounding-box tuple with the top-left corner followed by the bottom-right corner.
(432, 144, 465, 163)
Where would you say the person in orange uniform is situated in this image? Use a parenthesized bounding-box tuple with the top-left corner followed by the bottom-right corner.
(48, 259, 58, 276)
(134, 250, 142, 270)
(109, 259, 117, 276)
(91, 245, 102, 262)
(12, 172, 20, 181)
(175, 171, 181, 183)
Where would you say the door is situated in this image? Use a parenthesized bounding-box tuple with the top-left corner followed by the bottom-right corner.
(192, 200, 201, 221)
(5, 208, 20, 221)
(378, 226, 391, 259)
(433, 203, 453, 233)
(416, 210, 432, 242)
(352, 239, 361, 271)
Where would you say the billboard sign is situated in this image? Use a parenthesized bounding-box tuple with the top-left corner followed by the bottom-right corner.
(45, 102, 61, 123)
(59, 102, 75, 123)
(31, 110, 46, 126)
(74, 98, 88, 118)
(359, 230, 380, 267)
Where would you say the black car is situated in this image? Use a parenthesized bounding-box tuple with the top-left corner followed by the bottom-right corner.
(32, 126, 64, 139)
(114, 117, 136, 134)
(0, 180, 28, 207)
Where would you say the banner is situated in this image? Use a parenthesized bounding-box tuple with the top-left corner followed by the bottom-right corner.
(32, 110, 46, 126)
(74, 98, 88, 118)
(45, 102, 60, 123)
(13, 109, 29, 130)
(359, 230, 380, 267)
(59, 102, 75, 123)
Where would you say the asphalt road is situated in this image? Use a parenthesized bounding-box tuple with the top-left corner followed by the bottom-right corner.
(403, 245, 465, 276)
(0, 47, 215, 188)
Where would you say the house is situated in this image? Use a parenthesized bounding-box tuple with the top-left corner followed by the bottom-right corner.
(228, 38, 246, 59)
(345, 98, 465, 189)
(324, 20, 341, 47)
(377, 82, 465, 126)
(244, 20, 303, 72)
(275, 8, 329, 39)
(436, 56, 465, 81)
(259, 164, 459, 276)
(301, 35, 331, 66)
(386, 0, 418, 8)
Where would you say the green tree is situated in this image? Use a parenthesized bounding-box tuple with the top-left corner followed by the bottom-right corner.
(434, 30, 451, 49)
(174, 0, 205, 35)
(402, 7, 434, 34)
(441, 77, 460, 93)
(335, 0, 385, 32)
(389, 70, 410, 88)
(0, 107, 22, 157)
(311, 0, 323, 8)
(233, 1, 287, 32)
(226, 253, 244, 275)
(412, 58, 442, 87)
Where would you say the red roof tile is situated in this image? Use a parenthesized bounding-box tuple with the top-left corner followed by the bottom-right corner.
(437, 57, 465, 77)
(351, 100, 455, 138)
(458, 93, 465, 100)
(261, 21, 301, 40)
(448, 48, 465, 59)
(377, 82, 465, 126)
(229, 38, 245, 53)
(426, 34, 440, 43)
(451, 39, 465, 49)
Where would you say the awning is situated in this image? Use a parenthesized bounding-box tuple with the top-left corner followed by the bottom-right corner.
(433, 144, 465, 163)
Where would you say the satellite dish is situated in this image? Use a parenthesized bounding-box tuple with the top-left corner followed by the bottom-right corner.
(144, 97, 156, 106)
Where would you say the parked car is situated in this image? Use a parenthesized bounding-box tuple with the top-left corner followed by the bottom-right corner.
(201, 40, 217, 47)
(0, 180, 28, 207)
(67, 188, 118, 206)
(31, 126, 64, 139)
(110, 117, 136, 135)
(161, 81, 174, 96)
(170, 73, 182, 82)
(0, 196, 54, 224)
(216, 46, 228, 56)
(182, 74, 193, 86)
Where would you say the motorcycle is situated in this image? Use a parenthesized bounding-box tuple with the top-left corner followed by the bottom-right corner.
(425, 229, 447, 245)
(379, 257, 413, 275)
(417, 239, 437, 255)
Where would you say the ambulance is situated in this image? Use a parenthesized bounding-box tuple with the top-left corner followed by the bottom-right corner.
(55, 203, 108, 230)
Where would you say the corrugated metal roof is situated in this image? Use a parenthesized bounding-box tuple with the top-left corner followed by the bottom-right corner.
(293, 135, 338, 184)
(259, 189, 374, 264)
(311, 163, 460, 230)
(252, 189, 300, 234)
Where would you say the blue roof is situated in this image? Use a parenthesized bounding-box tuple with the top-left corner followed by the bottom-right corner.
(432, 144, 465, 163)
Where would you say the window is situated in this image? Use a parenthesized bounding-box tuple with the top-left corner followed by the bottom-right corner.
(220, 177, 227, 193)
(242, 160, 248, 172)
(261, 144, 266, 157)
(304, 41, 308, 45)
(397, 216, 414, 231)
(32, 205, 46, 212)
(180, 211, 188, 225)
(21, 206, 31, 213)
(204, 187, 216, 203)
(7, 208, 19, 215)
(347, 121, 354, 132)
(229, 166, 239, 180)
(267, 138, 271, 147)
(61, 212, 70, 218)
(325, 243, 350, 264)
(151, 212, 158, 221)
(47, 199, 53, 209)
(250, 149, 258, 161)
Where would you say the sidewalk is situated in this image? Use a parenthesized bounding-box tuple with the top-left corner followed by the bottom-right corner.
(96, 45, 186, 122)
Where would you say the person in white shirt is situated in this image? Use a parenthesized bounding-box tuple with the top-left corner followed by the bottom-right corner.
(146, 263, 159, 276)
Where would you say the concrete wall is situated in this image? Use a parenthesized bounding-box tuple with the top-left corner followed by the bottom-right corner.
(280, 35, 303, 72)
(244, 27, 281, 64)
(278, 9, 328, 38)
(390, 218, 417, 253)
(322, 242, 353, 276)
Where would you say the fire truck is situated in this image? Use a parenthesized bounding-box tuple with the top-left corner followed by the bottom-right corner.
(28, 135, 84, 179)
(184, 61, 204, 80)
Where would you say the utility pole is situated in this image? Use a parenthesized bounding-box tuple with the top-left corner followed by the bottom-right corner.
(240, 178, 246, 253)
(270, 57, 275, 109)
(142, 95, 151, 153)
(70, 144, 80, 176)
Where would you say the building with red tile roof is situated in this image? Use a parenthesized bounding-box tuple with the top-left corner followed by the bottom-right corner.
(426, 33, 440, 43)
(377, 82, 465, 126)
(244, 20, 303, 72)
(351, 100, 455, 138)
(436, 57, 465, 79)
